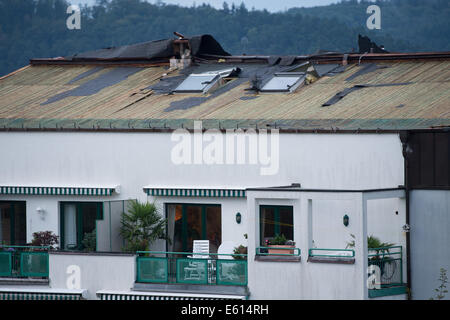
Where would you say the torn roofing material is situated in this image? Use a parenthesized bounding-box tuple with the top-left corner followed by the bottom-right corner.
(345, 63, 388, 82)
(42, 67, 143, 105)
(322, 82, 413, 107)
(67, 34, 230, 62)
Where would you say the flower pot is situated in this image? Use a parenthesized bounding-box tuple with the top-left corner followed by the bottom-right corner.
(267, 245, 295, 255)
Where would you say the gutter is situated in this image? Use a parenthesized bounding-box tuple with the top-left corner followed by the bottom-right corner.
(400, 131, 412, 300)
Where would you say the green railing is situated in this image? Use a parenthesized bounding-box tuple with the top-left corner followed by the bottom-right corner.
(136, 251, 247, 286)
(256, 246, 301, 256)
(0, 246, 50, 278)
(368, 246, 403, 288)
(309, 248, 355, 258)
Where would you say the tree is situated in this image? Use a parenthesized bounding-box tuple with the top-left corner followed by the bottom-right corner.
(120, 200, 168, 252)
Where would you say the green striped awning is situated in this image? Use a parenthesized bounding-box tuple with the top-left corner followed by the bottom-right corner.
(144, 188, 246, 198)
(97, 291, 246, 300)
(0, 186, 119, 196)
(0, 292, 83, 300)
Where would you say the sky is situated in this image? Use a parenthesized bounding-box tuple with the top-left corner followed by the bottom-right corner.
(71, 0, 341, 12)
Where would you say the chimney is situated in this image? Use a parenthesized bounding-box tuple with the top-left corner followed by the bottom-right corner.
(171, 32, 192, 69)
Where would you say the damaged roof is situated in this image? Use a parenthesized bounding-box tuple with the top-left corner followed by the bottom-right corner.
(0, 35, 449, 132)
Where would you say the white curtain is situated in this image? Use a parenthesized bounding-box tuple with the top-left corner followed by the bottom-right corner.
(64, 204, 77, 249)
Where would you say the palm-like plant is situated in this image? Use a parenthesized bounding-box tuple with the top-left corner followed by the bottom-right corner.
(120, 200, 168, 253)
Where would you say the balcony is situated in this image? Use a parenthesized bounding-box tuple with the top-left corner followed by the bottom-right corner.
(367, 246, 406, 298)
(0, 246, 49, 285)
(0, 246, 49, 281)
(136, 251, 247, 286)
(136, 251, 247, 287)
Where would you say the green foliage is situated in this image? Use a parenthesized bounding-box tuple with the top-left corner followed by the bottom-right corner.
(267, 234, 288, 245)
(0, 0, 449, 77)
(346, 234, 394, 250)
(430, 268, 448, 300)
(29, 231, 59, 249)
(120, 200, 168, 253)
(81, 230, 96, 252)
(232, 245, 247, 260)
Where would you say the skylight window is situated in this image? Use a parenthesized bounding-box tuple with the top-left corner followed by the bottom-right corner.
(173, 68, 240, 94)
(260, 72, 305, 93)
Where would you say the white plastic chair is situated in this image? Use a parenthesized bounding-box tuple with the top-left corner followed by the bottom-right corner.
(184, 240, 210, 281)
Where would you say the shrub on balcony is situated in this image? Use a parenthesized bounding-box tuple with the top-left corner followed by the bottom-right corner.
(29, 231, 59, 250)
(120, 200, 169, 253)
(82, 230, 96, 252)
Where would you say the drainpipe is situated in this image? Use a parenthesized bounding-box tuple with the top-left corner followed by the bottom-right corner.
(400, 131, 412, 300)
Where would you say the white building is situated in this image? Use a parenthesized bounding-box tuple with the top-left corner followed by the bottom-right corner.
(0, 35, 449, 300)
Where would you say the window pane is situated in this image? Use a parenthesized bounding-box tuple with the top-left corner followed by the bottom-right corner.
(186, 205, 203, 252)
(63, 204, 77, 249)
(261, 74, 305, 92)
(0, 203, 12, 245)
(260, 206, 294, 245)
(260, 207, 276, 245)
(279, 207, 294, 242)
(168, 204, 183, 252)
(174, 74, 218, 92)
(206, 206, 221, 253)
(13, 203, 26, 245)
(0, 202, 26, 245)
(81, 203, 99, 235)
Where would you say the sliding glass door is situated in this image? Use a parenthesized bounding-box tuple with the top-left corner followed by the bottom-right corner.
(60, 202, 102, 250)
(166, 204, 221, 253)
(0, 201, 26, 245)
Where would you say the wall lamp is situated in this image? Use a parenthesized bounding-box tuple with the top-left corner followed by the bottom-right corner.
(236, 212, 242, 224)
(343, 214, 350, 227)
(36, 207, 46, 220)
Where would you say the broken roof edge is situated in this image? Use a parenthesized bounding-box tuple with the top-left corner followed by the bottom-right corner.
(29, 50, 450, 67)
(30, 34, 231, 66)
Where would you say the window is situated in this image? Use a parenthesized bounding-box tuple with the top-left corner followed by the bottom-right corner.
(260, 73, 305, 93)
(60, 202, 103, 250)
(0, 201, 26, 245)
(174, 68, 240, 94)
(260, 205, 294, 246)
(166, 204, 221, 253)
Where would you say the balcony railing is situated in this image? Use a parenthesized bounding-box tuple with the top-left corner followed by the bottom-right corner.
(0, 246, 50, 278)
(136, 251, 248, 286)
(367, 246, 406, 298)
(368, 246, 403, 287)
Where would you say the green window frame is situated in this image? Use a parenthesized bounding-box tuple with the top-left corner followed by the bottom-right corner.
(259, 205, 294, 246)
(59, 202, 103, 250)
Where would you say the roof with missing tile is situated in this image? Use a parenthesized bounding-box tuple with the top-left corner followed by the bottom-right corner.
(0, 56, 449, 132)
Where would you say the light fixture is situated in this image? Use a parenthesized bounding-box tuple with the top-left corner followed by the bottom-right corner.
(36, 207, 46, 220)
(343, 214, 349, 227)
(236, 212, 242, 224)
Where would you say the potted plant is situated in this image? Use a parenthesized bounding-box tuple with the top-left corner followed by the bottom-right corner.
(232, 245, 248, 260)
(120, 200, 170, 253)
(266, 234, 295, 255)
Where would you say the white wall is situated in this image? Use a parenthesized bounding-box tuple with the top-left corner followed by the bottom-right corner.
(48, 252, 135, 300)
(246, 190, 367, 300)
(410, 190, 450, 300)
(0, 131, 403, 242)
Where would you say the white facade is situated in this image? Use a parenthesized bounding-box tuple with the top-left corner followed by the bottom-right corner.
(0, 131, 407, 299)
